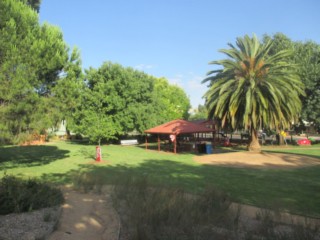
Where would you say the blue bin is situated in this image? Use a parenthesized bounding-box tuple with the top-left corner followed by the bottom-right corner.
(205, 143, 213, 154)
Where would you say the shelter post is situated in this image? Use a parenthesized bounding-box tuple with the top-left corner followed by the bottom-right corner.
(145, 135, 148, 150)
(174, 135, 177, 154)
(157, 134, 160, 151)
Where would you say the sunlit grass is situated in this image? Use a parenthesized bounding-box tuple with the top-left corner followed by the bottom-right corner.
(263, 144, 320, 159)
(1, 141, 320, 217)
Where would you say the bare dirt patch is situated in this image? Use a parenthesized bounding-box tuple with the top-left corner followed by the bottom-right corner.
(193, 151, 320, 169)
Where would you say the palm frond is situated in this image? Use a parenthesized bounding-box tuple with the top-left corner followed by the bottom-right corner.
(203, 34, 304, 137)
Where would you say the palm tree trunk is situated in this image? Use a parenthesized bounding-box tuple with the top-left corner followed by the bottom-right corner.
(279, 132, 285, 145)
(248, 128, 261, 152)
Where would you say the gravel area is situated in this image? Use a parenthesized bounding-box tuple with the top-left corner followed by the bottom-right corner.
(0, 186, 119, 240)
(0, 206, 61, 240)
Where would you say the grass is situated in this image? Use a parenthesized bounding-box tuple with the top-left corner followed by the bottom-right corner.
(0, 141, 320, 217)
(112, 175, 320, 240)
(113, 176, 239, 240)
(263, 145, 320, 158)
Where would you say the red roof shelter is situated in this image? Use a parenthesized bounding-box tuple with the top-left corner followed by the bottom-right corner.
(144, 119, 215, 153)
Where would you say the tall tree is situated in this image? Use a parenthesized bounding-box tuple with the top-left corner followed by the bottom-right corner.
(73, 62, 157, 144)
(72, 87, 120, 145)
(51, 47, 84, 130)
(0, 0, 69, 143)
(295, 41, 320, 129)
(203, 34, 305, 152)
(153, 77, 190, 122)
(26, 0, 41, 12)
(19, 0, 41, 12)
(263, 33, 320, 130)
(189, 104, 208, 121)
(72, 62, 191, 144)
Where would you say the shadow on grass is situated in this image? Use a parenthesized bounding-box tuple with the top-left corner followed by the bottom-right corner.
(0, 145, 70, 170)
(40, 157, 320, 218)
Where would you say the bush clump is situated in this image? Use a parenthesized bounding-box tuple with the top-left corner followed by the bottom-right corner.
(113, 176, 237, 240)
(112, 176, 320, 240)
(0, 175, 64, 215)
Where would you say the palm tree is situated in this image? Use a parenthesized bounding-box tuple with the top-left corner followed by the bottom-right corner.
(203, 34, 305, 152)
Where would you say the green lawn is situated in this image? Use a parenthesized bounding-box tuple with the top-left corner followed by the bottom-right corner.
(1, 141, 320, 217)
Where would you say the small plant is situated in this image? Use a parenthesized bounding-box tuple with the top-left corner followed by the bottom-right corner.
(112, 176, 238, 240)
(12, 132, 33, 145)
(290, 223, 319, 240)
(78, 147, 95, 160)
(71, 171, 104, 193)
(43, 212, 52, 222)
(0, 174, 64, 215)
(113, 176, 320, 240)
(242, 209, 320, 240)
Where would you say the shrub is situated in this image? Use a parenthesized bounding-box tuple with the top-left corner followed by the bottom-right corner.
(12, 133, 33, 145)
(0, 175, 64, 215)
(112, 176, 320, 240)
(113, 176, 238, 240)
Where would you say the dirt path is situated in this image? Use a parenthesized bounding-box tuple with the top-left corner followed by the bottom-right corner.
(48, 186, 119, 240)
(194, 151, 320, 169)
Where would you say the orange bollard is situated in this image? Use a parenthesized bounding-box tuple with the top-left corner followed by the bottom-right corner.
(96, 146, 102, 162)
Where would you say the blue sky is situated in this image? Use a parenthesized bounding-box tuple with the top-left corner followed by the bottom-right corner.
(39, 0, 320, 108)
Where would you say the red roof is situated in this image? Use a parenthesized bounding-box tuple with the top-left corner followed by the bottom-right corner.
(190, 119, 216, 129)
(145, 119, 214, 135)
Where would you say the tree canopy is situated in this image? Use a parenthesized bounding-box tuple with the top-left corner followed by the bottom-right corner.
(0, 0, 79, 144)
(18, 0, 41, 12)
(263, 33, 320, 130)
(153, 77, 190, 122)
(189, 104, 208, 121)
(0, 0, 191, 145)
(72, 62, 190, 144)
(203, 34, 305, 151)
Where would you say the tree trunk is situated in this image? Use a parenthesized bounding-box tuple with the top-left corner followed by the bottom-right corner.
(248, 128, 261, 152)
(279, 132, 284, 145)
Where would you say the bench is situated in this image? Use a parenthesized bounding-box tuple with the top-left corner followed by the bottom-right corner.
(120, 139, 138, 146)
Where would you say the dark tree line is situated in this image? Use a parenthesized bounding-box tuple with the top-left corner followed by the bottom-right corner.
(0, 0, 190, 144)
